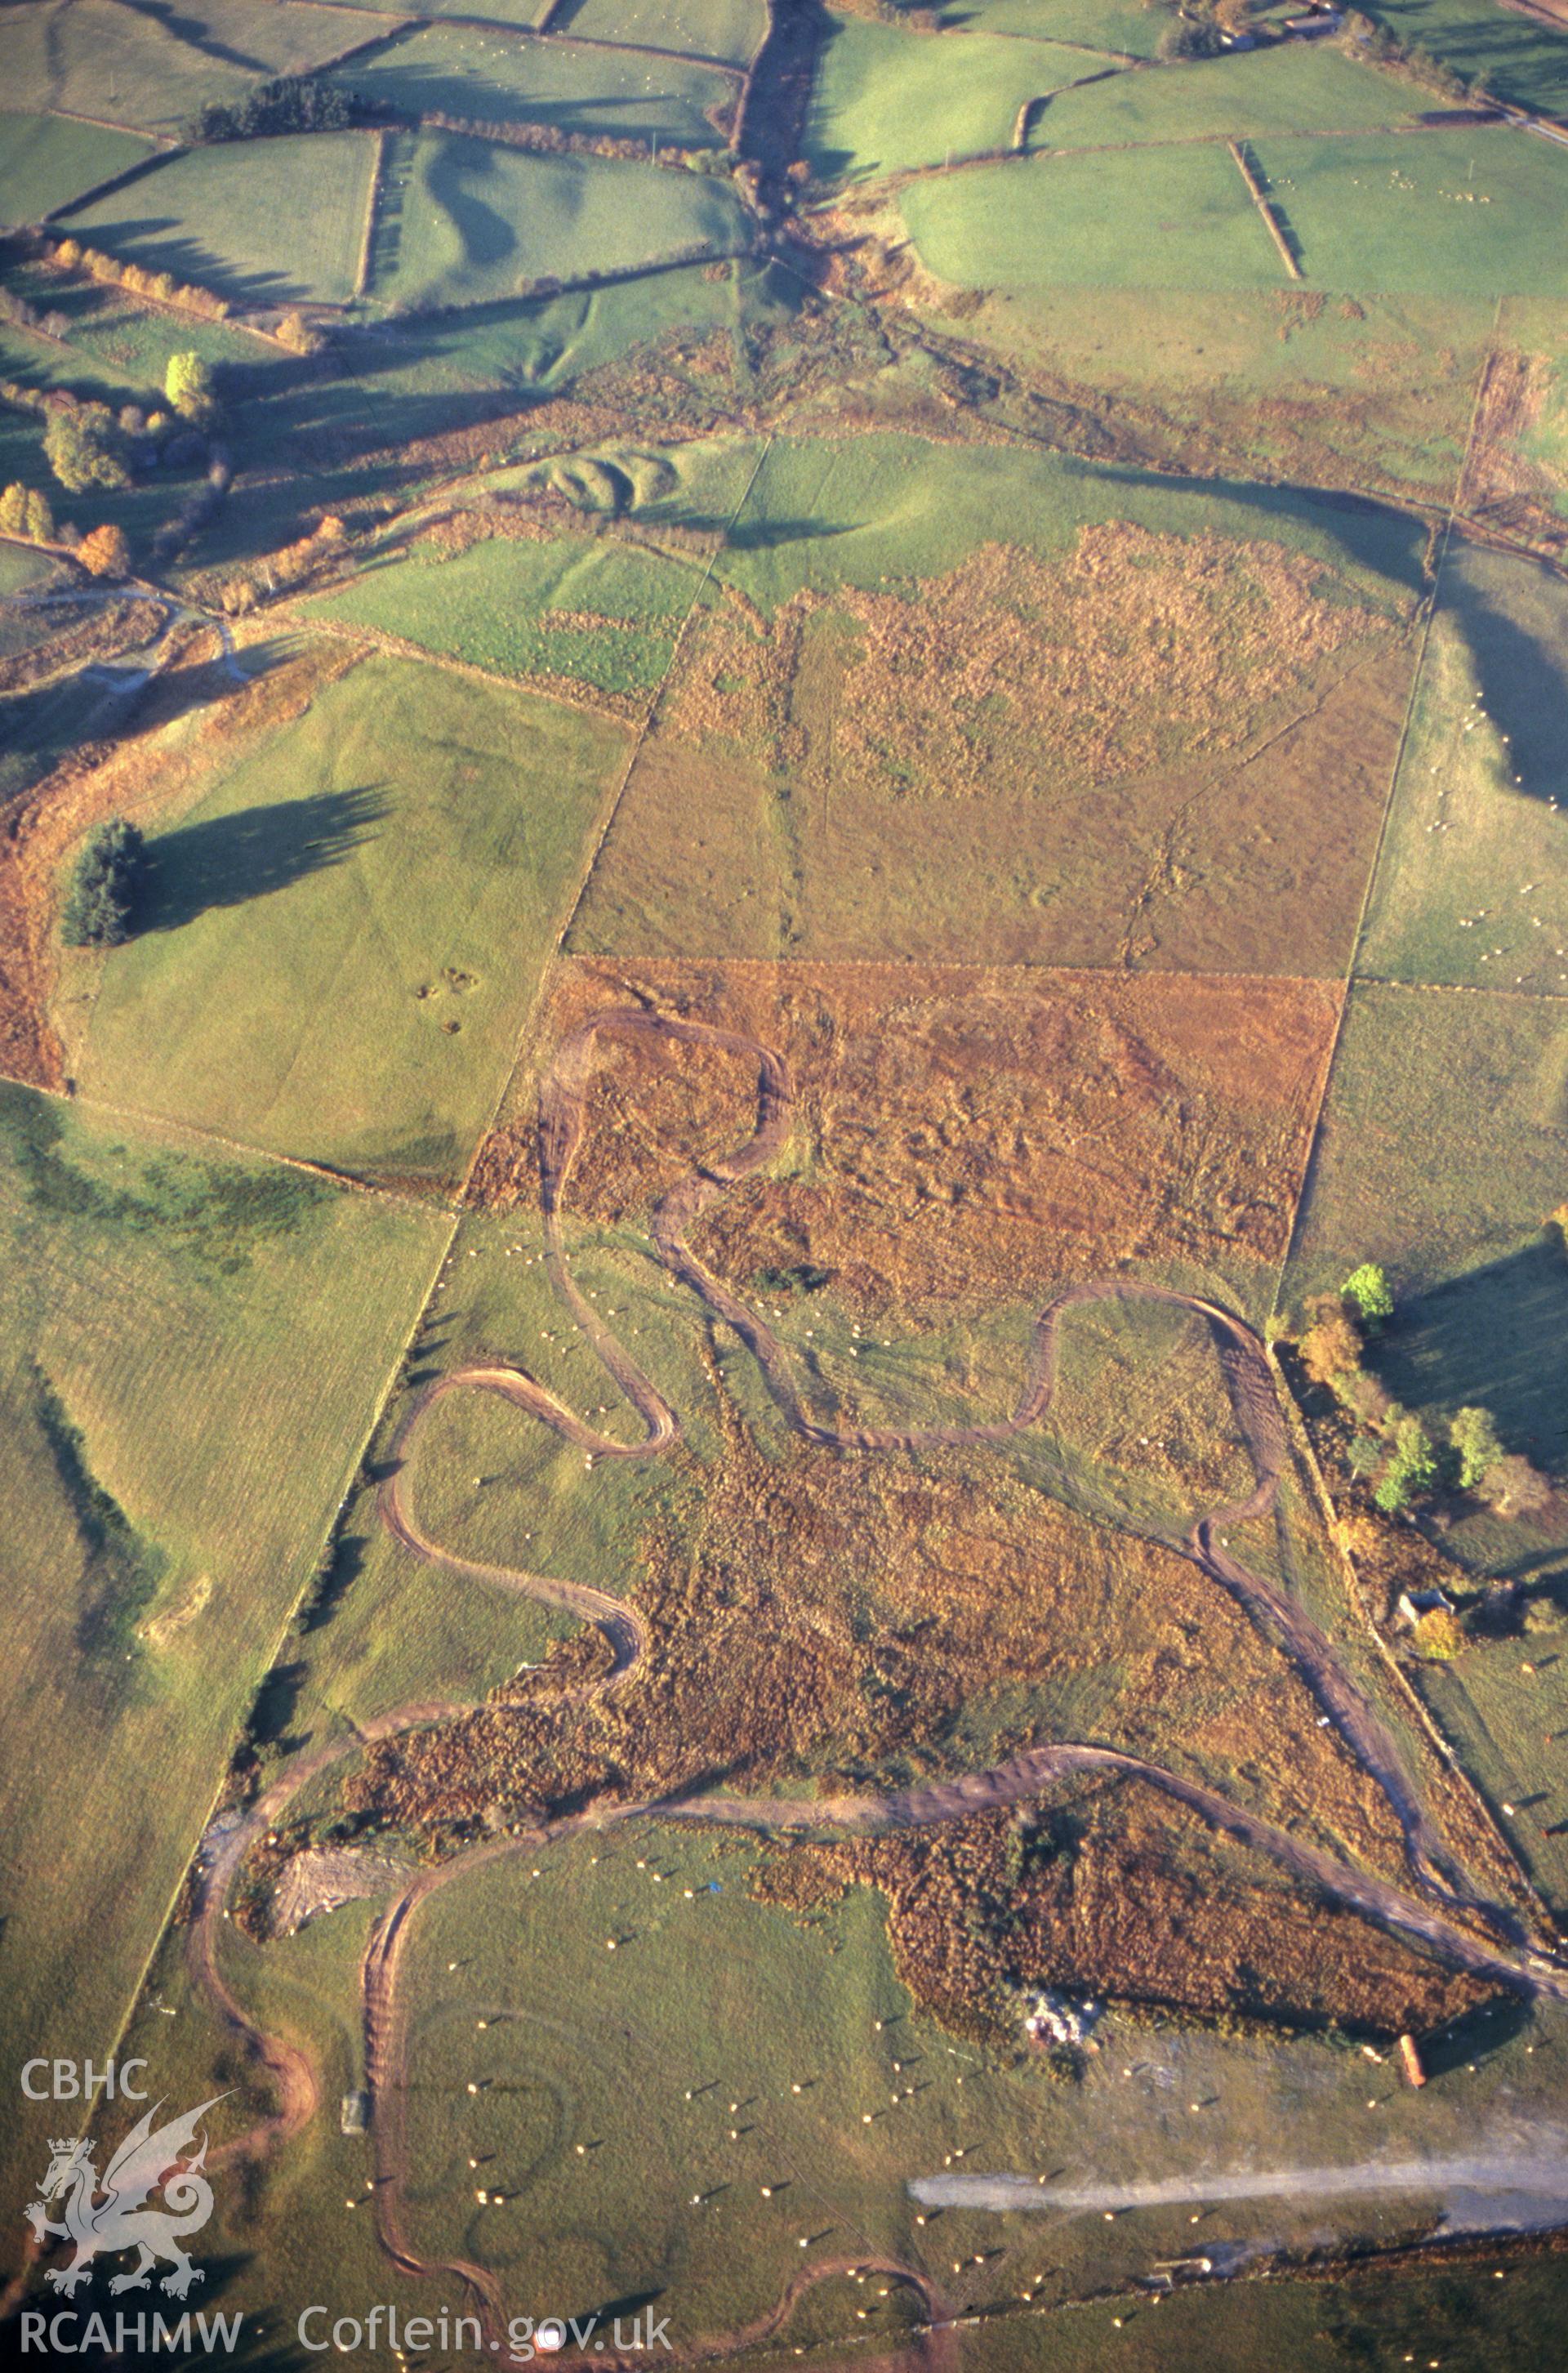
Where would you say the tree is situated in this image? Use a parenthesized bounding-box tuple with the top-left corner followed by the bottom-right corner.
(1478, 1455, 1553, 1520)
(1373, 1416, 1437, 1514)
(60, 819, 145, 948)
(43, 404, 130, 493)
(1299, 1309, 1363, 1386)
(1158, 16, 1225, 56)
(0, 481, 49, 539)
(1449, 1405, 1503, 1491)
(1341, 1262, 1394, 1329)
(1412, 1607, 1465, 1661)
(78, 523, 131, 579)
(165, 351, 217, 422)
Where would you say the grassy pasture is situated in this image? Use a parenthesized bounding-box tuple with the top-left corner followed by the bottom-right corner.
(0, 1083, 445, 2241)
(549, 0, 767, 68)
(371, 132, 747, 309)
(1252, 127, 1568, 297)
(309, 528, 707, 694)
(62, 132, 378, 305)
(337, 21, 737, 148)
(0, 0, 387, 137)
(804, 19, 1107, 180)
(124, 1808, 1568, 2355)
(1357, 542, 1568, 990)
(1358, 0, 1568, 118)
(915, 283, 1488, 500)
(1282, 982, 1568, 1307)
(1028, 43, 1457, 149)
(942, 0, 1171, 57)
(705, 430, 1427, 606)
(1414, 1636, 1568, 1912)
(71, 653, 630, 1188)
(0, 109, 154, 227)
(900, 141, 1289, 292)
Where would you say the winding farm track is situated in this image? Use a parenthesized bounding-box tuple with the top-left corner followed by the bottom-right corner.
(185, 1004, 1568, 2366)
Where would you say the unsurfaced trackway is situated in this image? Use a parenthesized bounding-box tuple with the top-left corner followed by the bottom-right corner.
(188, 1006, 1568, 2367)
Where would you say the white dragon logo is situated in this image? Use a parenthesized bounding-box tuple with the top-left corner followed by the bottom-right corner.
(24, 2095, 227, 2298)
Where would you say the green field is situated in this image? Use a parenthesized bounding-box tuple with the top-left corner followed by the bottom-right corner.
(337, 20, 737, 148)
(0, 109, 154, 226)
(901, 142, 1286, 292)
(309, 529, 707, 694)
(109, 1798, 1568, 2358)
(372, 132, 747, 308)
(1283, 982, 1568, 1305)
(62, 131, 378, 305)
(69, 654, 631, 1188)
(804, 19, 1111, 180)
(0, 1082, 445, 2237)
(943, 0, 1172, 58)
(0, 0, 386, 136)
(1253, 127, 1568, 297)
(550, 0, 767, 67)
(1357, 544, 1568, 990)
(1027, 42, 1456, 149)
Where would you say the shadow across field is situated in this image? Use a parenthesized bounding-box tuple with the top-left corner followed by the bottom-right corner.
(1446, 546, 1568, 810)
(1370, 1235, 1568, 1473)
(139, 785, 390, 933)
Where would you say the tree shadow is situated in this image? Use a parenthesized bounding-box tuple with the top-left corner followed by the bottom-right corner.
(138, 785, 390, 933)
(1370, 1236, 1568, 1474)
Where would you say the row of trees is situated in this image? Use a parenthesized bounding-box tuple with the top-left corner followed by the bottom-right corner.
(1339, 9, 1497, 105)
(0, 480, 129, 573)
(1298, 1265, 1551, 1519)
(183, 74, 363, 146)
(47, 237, 233, 322)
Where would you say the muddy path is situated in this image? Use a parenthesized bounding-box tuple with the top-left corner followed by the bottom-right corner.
(180, 1002, 1568, 2367)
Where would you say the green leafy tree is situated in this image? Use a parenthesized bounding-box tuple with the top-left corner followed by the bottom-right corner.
(1341, 1262, 1394, 1329)
(165, 351, 217, 422)
(1373, 1415, 1438, 1514)
(60, 819, 145, 948)
(1413, 1606, 1465, 1661)
(43, 404, 129, 493)
(1450, 1405, 1503, 1491)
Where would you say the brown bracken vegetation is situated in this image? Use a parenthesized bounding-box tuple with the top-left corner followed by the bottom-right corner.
(472, 957, 1341, 1310)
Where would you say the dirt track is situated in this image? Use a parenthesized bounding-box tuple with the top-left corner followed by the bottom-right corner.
(185, 1003, 1568, 2367)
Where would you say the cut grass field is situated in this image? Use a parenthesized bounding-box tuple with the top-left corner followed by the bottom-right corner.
(0, 1081, 445, 2242)
(0, 109, 154, 228)
(902, 123, 1568, 297)
(1252, 127, 1568, 297)
(1027, 42, 1459, 150)
(803, 18, 1112, 180)
(69, 652, 631, 1189)
(549, 0, 767, 67)
(308, 526, 708, 698)
(945, 0, 1169, 57)
(900, 141, 1285, 292)
(336, 20, 738, 149)
(62, 131, 379, 306)
(1357, 542, 1568, 991)
(0, 0, 386, 138)
(370, 132, 747, 309)
(1283, 981, 1568, 1306)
